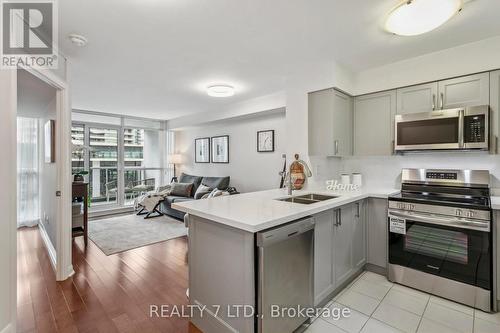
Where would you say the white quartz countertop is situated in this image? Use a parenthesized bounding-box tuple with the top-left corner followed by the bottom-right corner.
(172, 187, 399, 233)
(491, 196, 500, 210)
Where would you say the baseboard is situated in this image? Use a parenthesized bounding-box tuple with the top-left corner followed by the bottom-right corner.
(0, 323, 14, 333)
(365, 263, 387, 276)
(38, 223, 57, 271)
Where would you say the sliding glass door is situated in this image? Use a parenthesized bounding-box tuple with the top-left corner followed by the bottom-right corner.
(71, 115, 172, 211)
(89, 127, 119, 206)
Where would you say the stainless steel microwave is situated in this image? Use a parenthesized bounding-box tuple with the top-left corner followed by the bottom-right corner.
(394, 105, 489, 152)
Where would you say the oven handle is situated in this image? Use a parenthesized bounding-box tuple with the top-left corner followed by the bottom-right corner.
(388, 210, 490, 232)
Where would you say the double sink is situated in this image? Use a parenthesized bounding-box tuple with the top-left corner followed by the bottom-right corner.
(277, 193, 338, 205)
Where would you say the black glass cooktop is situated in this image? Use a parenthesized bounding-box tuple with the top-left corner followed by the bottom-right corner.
(389, 191, 491, 210)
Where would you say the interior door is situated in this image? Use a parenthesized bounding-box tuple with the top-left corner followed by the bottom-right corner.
(396, 82, 438, 114)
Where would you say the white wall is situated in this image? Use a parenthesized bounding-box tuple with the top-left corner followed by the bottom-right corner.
(0, 70, 17, 333)
(341, 153, 500, 190)
(355, 35, 500, 95)
(285, 60, 355, 188)
(175, 111, 286, 193)
(38, 97, 58, 245)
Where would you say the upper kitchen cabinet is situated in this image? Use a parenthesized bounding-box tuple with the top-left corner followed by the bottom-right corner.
(438, 72, 490, 109)
(354, 90, 396, 156)
(491, 70, 500, 154)
(396, 82, 438, 114)
(308, 88, 353, 157)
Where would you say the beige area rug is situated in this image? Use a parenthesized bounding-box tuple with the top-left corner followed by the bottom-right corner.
(89, 213, 187, 255)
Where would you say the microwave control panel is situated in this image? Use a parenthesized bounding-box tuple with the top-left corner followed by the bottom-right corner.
(464, 114, 486, 143)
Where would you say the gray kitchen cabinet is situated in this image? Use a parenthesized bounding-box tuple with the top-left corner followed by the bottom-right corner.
(313, 209, 335, 306)
(334, 206, 354, 286)
(396, 82, 438, 114)
(490, 70, 500, 154)
(495, 210, 500, 303)
(308, 88, 353, 157)
(367, 198, 388, 269)
(438, 72, 490, 109)
(352, 200, 367, 271)
(354, 90, 396, 156)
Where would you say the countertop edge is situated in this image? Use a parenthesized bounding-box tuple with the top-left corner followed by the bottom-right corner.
(172, 189, 398, 233)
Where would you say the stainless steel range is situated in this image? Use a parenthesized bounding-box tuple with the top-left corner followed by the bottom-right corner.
(388, 168, 495, 312)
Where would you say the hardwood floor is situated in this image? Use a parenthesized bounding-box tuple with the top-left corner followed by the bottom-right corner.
(17, 226, 202, 333)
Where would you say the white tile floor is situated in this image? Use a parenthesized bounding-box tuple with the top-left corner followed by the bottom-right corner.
(304, 271, 500, 333)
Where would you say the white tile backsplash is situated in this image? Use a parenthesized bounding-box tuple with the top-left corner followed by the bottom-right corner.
(339, 153, 500, 189)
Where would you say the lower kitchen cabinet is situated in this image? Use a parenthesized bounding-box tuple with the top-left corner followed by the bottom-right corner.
(367, 198, 388, 269)
(313, 209, 335, 305)
(496, 210, 500, 303)
(352, 200, 367, 271)
(313, 200, 367, 305)
(334, 205, 355, 286)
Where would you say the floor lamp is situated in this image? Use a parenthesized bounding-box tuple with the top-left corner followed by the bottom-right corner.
(167, 154, 182, 183)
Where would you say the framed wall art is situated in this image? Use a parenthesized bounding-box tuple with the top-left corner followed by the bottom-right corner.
(257, 130, 275, 152)
(195, 137, 210, 163)
(44, 120, 55, 163)
(211, 135, 229, 163)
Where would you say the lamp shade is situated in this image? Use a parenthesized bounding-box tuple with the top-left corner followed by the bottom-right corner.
(167, 154, 183, 164)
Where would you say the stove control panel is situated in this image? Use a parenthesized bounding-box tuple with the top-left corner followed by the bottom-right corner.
(394, 202, 415, 211)
(455, 209, 476, 218)
(426, 172, 458, 180)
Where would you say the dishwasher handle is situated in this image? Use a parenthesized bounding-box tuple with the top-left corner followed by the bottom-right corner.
(256, 217, 315, 247)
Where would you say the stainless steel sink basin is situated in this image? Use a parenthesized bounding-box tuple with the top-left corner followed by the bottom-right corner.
(294, 194, 338, 201)
(277, 193, 338, 204)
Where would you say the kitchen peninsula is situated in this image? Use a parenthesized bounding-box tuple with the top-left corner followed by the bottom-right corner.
(173, 187, 398, 333)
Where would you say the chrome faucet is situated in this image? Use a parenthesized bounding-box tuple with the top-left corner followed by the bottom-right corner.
(279, 154, 312, 196)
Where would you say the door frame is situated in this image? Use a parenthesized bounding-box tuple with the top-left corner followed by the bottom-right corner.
(20, 65, 73, 282)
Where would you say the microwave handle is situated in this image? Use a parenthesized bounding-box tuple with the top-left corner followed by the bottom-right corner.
(458, 109, 465, 148)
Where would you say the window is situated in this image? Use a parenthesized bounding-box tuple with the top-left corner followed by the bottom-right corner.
(71, 111, 173, 211)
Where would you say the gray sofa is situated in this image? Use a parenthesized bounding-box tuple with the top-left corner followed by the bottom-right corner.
(159, 173, 230, 219)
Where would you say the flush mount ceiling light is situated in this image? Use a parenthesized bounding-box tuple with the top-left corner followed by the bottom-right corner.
(206, 84, 235, 97)
(68, 34, 88, 46)
(385, 0, 463, 36)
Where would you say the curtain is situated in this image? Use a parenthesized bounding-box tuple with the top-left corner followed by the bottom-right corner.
(165, 130, 175, 183)
(17, 117, 40, 228)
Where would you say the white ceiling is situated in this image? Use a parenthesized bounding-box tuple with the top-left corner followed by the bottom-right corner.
(59, 0, 500, 120)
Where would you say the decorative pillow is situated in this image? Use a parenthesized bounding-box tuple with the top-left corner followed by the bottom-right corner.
(194, 184, 213, 200)
(170, 182, 194, 197)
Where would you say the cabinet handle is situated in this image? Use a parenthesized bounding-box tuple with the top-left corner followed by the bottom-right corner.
(432, 94, 436, 110)
(356, 203, 360, 218)
(391, 140, 395, 155)
(334, 140, 339, 155)
(440, 92, 444, 110)
(335, 209, 340, 226)
(339, 209, 342, 226)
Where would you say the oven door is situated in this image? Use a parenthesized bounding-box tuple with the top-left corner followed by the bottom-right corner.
(395, 109, 462, 151)
(388, 210, 491, 290)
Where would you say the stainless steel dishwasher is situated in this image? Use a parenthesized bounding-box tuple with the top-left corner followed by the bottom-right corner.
(256, 217, 315, 333)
